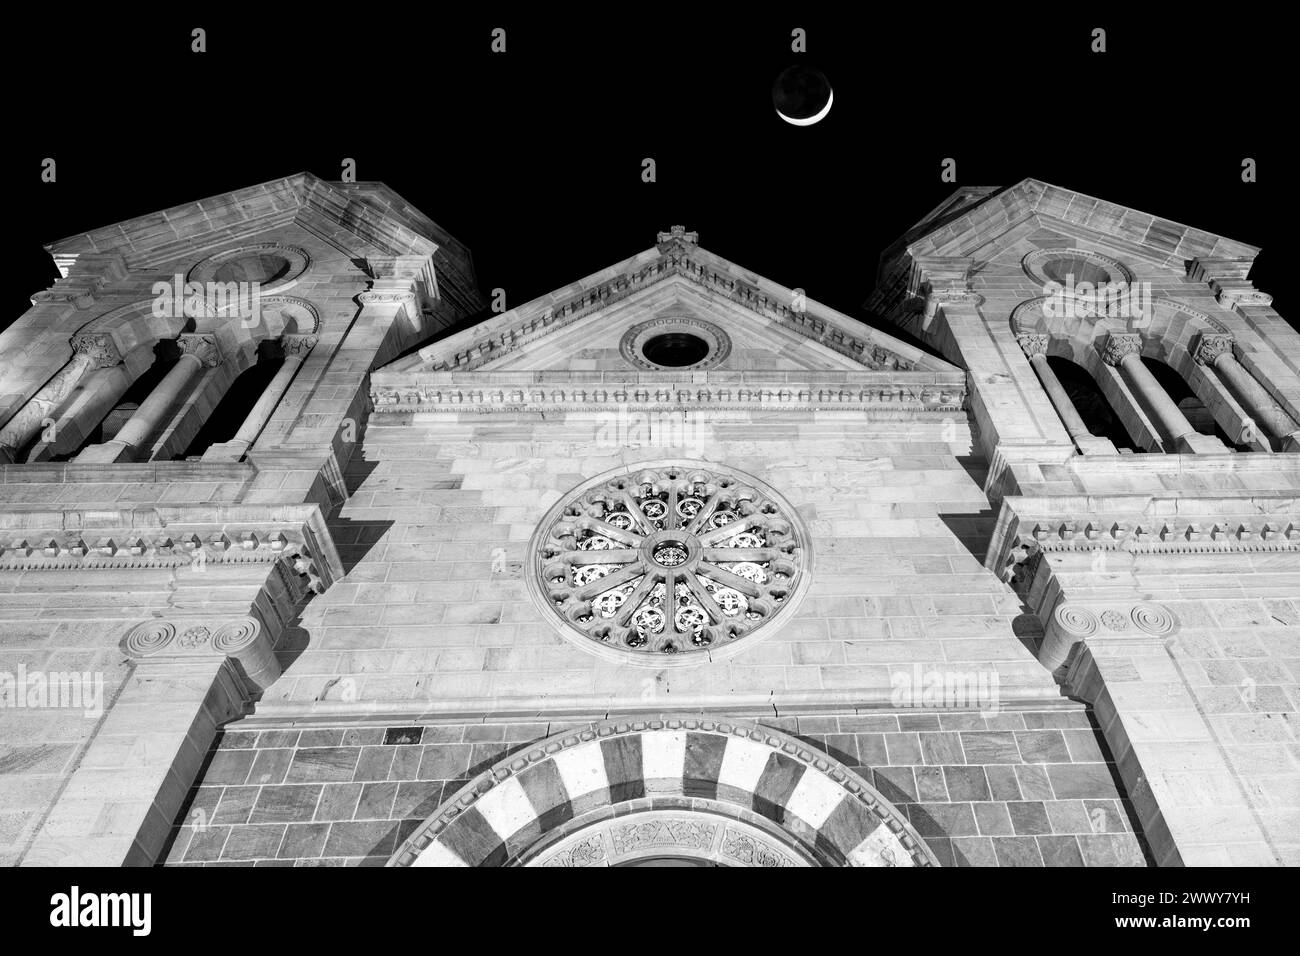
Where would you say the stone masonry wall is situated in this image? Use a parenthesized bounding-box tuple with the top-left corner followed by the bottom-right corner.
(163, 706, 1147, 866)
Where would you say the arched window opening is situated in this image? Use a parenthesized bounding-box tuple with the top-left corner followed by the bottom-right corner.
(1046, 357, 1139, 452)
(41, 340, 181, 463)
(1142, 357, 1239, 450)
(177, 340, 284, 460)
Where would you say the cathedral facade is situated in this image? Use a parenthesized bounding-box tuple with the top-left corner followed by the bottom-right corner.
(1, 174, 1296, 867)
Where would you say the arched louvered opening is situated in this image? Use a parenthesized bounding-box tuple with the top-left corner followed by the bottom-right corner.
(177, 339, 284, 460)
(40, 339, 181, 463)
(1141, 357, 1240, 450)
(1046, 356, 1139, 452)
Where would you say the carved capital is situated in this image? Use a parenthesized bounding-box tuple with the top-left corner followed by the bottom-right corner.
(358, 290, 418, 308)
(71, 332, 123, 368)
(177, 333, 222, 367)
(1098, 333, 1142, 366)
(281, 334, 319, 357)
(1194, 332, 1235, 366)
(1015, 332, 1050, 358)
(1214, 284, 1273, 309)
(121, 617, 279, 691)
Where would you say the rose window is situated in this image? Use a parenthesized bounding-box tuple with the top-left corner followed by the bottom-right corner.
(529, 463, 812, 663)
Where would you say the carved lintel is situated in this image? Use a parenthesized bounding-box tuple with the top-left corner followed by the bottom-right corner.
(177, 333, 222, 368)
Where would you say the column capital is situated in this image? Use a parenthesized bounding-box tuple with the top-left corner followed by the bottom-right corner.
(177, 333, 222, 367)
(1193, 332, 1236, 366)
(281, 333, 319, 357)
(1015, 332, 1050, 357)
(357, 289, 418, 309)
(1098, 332, 1143, 366)
(71, 332, 123, 369)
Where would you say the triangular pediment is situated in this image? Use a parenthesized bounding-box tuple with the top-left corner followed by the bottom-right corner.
(866, 178, 1263, 328)
(382, 229, 955, 376)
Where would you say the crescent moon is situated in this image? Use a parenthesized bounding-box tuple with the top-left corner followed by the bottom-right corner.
(777, 88, 833, 127)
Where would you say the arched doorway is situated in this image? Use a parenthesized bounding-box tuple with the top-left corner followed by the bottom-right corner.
(389, 717, 939, 868)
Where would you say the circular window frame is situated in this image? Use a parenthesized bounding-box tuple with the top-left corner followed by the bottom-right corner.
(187, 243, 312, 299)
(1022, 248, 1134, 292)
(619, 316, 731, 372)
(527, 460, 813, 667)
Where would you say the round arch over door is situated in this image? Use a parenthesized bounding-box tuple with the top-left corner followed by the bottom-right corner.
(389, 717, 939, 867)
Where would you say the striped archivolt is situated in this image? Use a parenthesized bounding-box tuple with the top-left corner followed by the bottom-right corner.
(530, 462, 812, 661)
(390, 718, 938, 868)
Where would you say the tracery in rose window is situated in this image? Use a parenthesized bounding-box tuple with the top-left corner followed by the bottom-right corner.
(533, 464, 811, 659)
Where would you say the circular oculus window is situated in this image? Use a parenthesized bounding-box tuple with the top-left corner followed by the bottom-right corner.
(1022, 249, 1133, 291)
(187, 243, 311, 296)
(619, 317, 731, 371)
(528, 461, 813, 665)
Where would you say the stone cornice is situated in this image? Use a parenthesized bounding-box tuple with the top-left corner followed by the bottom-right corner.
(986, 493, 1300, 581)
(370, 370, 968, 415)
(0, 502, 343, 588)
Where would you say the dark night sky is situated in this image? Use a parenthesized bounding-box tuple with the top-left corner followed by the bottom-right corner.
(4, 12, 1293, 339)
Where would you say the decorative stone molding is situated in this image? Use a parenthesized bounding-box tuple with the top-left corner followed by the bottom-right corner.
(993, 504, 1300, 588)
(371, 376, 966, 415)
(121, 616, 279, 692)
(0, 504, 342, 593)
(177, 333, 222, 367)
(618, 315, 731, 371)
(1012, 295, 1231, 337)
(1098, 332, 1143, 365)
(390, 717, 939, 868)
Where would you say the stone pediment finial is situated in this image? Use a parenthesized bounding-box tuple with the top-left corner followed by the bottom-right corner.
(656, 225, 699, 254)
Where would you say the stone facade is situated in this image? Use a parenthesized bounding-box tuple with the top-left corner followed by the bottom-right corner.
(1, 175, 1296, 867)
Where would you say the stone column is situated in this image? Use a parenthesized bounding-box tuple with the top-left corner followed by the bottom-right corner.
(1016, 333, 1116, 455)
(203, 334, 317, 461)
(77, 334, 222, 463)
(1195, 333, 1300, 451)
(1099, 333, 1223, 454)
(0, 334, 121, 462)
